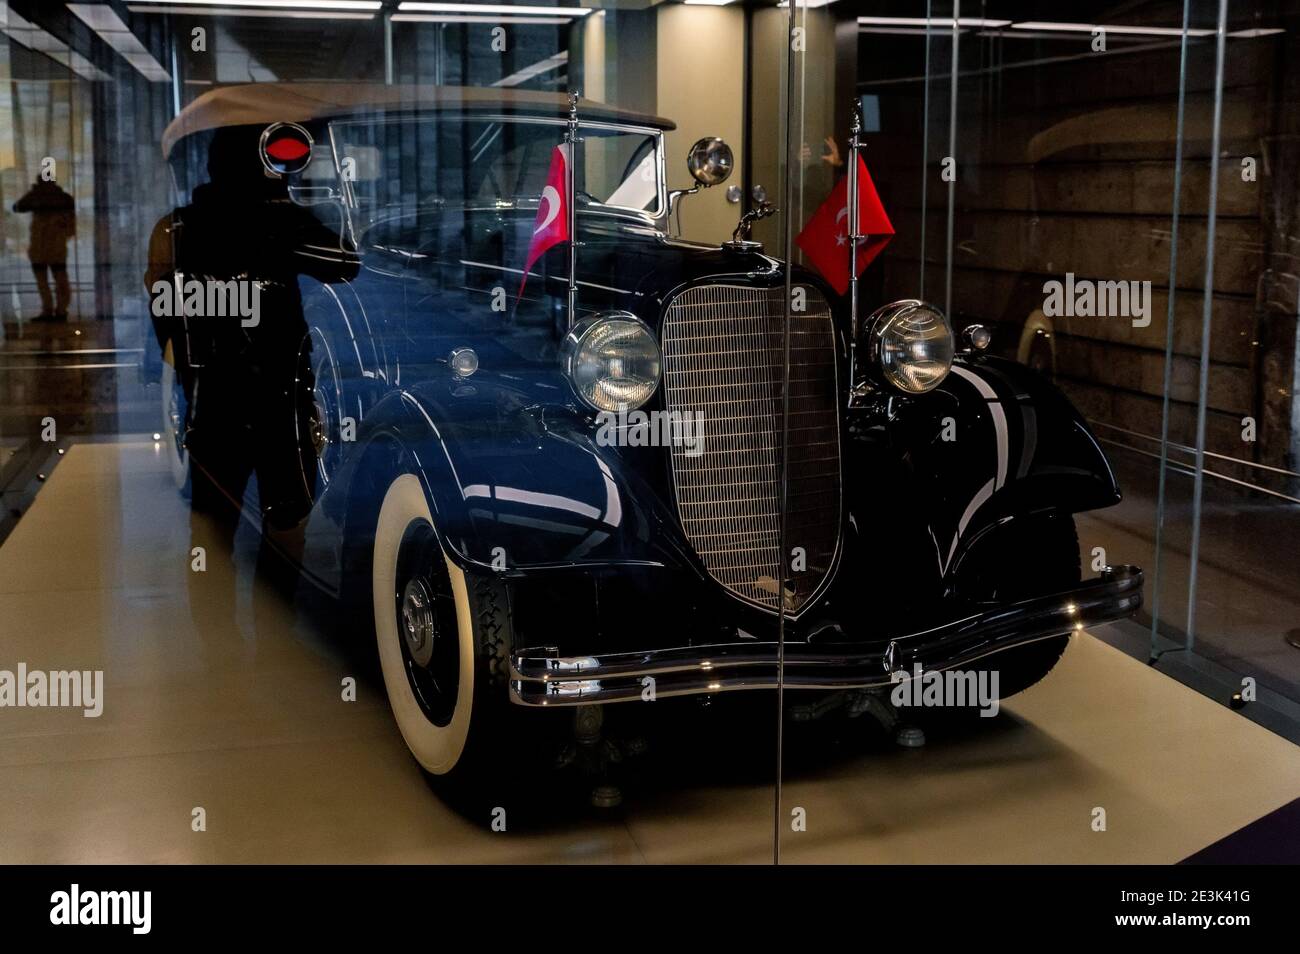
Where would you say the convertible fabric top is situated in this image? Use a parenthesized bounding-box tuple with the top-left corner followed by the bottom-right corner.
(162, 83, 675, 158)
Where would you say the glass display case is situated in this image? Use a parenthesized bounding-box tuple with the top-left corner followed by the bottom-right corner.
(0, 0, 1297, 870)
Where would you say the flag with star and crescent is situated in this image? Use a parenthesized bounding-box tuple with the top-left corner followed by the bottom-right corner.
(518, 143, 570, 299)
(795, 153, 894, 296)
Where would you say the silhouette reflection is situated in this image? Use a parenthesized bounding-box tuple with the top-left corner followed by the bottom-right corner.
(146, 124, 355, 644)
(12, 179, 75, 321)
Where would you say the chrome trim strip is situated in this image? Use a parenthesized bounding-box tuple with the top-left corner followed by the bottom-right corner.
(507, 565, 1143, 706)
(458, 258, 637, 296)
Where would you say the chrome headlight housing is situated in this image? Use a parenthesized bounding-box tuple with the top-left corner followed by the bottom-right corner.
(561, 312, 662, 412)
(862, 300, 955, 394)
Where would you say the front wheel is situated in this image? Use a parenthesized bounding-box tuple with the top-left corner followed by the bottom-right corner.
(958, 512, 1081, 698)
(371, 473, 510, 778)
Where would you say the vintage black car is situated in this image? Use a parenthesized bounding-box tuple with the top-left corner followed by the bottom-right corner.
(151, 83, 1142, 782)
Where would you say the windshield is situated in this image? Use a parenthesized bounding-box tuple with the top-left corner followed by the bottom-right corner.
(327, 116, 662, 229)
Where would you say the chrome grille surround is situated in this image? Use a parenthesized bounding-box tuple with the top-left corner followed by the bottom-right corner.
(660, 283, 842, 614)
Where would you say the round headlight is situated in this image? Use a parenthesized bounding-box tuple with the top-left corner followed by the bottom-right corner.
(562, 313, 662, 412)
(864, 300, 955, 394)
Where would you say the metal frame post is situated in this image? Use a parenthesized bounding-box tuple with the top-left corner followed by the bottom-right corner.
(847, 106, 863, 390)
(566, 90, 580, 330)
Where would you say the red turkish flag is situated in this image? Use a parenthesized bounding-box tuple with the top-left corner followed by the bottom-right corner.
(795, 154, 894, 296)
(518, 143, 570, 299)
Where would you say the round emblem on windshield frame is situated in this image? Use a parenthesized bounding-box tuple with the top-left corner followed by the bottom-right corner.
(259, 122, 314, 178)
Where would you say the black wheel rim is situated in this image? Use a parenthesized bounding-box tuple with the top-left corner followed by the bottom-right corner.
(167, 374, 188, 460)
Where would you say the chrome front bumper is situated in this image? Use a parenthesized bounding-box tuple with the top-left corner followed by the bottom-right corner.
(508, 565, 1143, 706)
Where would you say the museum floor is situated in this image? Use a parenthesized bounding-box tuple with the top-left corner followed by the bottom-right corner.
(1, 439, 1298, 864)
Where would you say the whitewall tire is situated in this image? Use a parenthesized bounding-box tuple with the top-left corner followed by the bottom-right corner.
(372, 473, 476, 775)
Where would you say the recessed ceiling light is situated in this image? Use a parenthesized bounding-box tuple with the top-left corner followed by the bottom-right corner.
(125, 0, 382, 10)
(391, 13, 569, 24)
(397, 3, 592, 15)
(127, 4, 375, 16)
(67, 4, 172, 81)
(4, 8, 110, 80)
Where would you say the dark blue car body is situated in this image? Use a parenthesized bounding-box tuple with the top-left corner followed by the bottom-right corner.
(155, 84, 1141, 727)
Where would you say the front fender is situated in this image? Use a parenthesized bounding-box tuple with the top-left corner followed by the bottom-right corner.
(890, 354, 1120, 580)
(345, 379, 699, 577)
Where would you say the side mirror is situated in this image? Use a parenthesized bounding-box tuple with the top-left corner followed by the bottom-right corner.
(686, 137, 733, 187)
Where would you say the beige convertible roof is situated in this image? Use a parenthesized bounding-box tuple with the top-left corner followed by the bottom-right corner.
(162, 82, 674, 158)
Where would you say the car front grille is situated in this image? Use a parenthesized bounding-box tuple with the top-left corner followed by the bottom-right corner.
(660, 283, 841, 613)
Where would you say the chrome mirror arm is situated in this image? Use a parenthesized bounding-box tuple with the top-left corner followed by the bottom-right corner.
(667, 184, 701, 220)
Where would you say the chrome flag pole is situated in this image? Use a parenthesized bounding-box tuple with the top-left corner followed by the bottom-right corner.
(847, 106, 863, 391)
(566, 90, 580, 330)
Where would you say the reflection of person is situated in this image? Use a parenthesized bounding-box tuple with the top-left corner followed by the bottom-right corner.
(12, 179, 75, 320)
(798, 135, 847, 230)
(146, 127, 347, 529)
(146, 126, 353, 645)
(800, 136, 846, 169)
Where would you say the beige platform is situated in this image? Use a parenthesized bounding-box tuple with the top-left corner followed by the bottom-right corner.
(0, 440, 1297, 864)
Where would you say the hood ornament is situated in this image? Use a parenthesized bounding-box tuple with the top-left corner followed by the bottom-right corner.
(722, 201, 775, 253)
